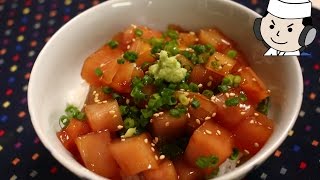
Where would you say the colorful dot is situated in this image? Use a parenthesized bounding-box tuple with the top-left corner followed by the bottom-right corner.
(14, 142, 22, 149)
(260, 172, 267, 180)
(305, 125, 312, 132)
(0, 129, 5, 137)
(315, 107, 320, 113)
(30, 40, 37, 47)
(25, 73, 30, 79)
(288, 130, 294, 136)
(34, 137, 40, 144)
(299, 110, 305, 117)
(28, 50, 35, 57)
(12, 158, 20, 165)
(65, 0, 72, 5)
(10, 65, 18, 72)
(29, 170, 38, 177)
(0, 145, 3, 152)
(35, 14, 42, 21)
(18, 111, 26, 118)
(274, 150, 281, 157)
(0, 115, 8, 123)
(16, 126, 24, 133)
(17, 35, 24, 42)
(50, 166, 58, 174)
(8, 76, 16, 83)
(23, 7, 30, 14)
(6, 89, 13, 96)
(3, 101, 10, 108)
(309, 92, 316, 100)
(280, 167, 287, 175)
(23, 85, 28, 91)
(299, 161, 307, 169)
(9, 175, 17, 180)
(312, 140, 319, 147)
(49, 10, 57, 17)
(32, 153, 39, 160)
(7, 19, 14, 26)
(293, 145, 301, 152)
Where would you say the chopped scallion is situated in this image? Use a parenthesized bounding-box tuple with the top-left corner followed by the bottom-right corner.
(94, 67, 103, 77)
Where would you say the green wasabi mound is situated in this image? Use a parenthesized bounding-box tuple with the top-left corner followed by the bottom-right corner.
(149, 50, 187, 83)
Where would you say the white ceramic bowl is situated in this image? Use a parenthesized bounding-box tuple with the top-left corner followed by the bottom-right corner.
(28, 0, 303, 179)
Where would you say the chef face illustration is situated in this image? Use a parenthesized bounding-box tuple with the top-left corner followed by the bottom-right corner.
(253, 0, 317, 56)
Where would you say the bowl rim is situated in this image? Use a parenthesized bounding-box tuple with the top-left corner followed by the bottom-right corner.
(28, 0, 304, 179)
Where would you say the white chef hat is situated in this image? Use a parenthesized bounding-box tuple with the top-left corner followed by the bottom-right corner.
(267, 0, 312, 19)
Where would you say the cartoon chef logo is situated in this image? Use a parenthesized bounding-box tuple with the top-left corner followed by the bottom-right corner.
(253, 0, 317, 56)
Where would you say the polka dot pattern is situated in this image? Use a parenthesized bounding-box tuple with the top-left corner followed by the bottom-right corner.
(0, 0, 319, 179)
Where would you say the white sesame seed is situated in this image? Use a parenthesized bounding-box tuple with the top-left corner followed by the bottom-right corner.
(165, 122, 170, 127)
(205, 117, 211, 121)
(158, 112, 164, 115)
(144, 139, 148, 143)
(132, 38, 136, 42)
(151, 147, 155, 152)
(159, 155, 165, 160)
(198, 84, 203, 88)
(92, 91, 97, 95)
(225, 93, 230, 98)
(100, 63, 106, 67)
(150, 119, 153, 123)
(212, 112, 216, 117)
(205, 130, 212, 134)
(216, 130, 221, 135)
(151, 143, 155, 147)
(187, 113, 191, 118)
(254, 142, 260, 147)
(126, 99, 130, 104)
(244, 150, 250, 154)
(97, 102, 103, 104)
(148, 164, 152, 169)
(267, 89, 271, 93)
(155, 155, 159, 160)
(223, 104, 227, 108)
(250, 120, 255, 124)
(196, 119, 201, 124)
(127, 45, 131, 49)
(153, 113, 160, 117)
(227, 64, 232, 67)
(102, 100, 108, 103)
(258, 122, 262, 125)
(254, 113, 259, 116)
(154, 137, 159, 143)
(121, 138, 126, 141)
(252, 78, 257, 81)
(195, 38, 199, 41)
(229, 93, 235, 96)
(109, 110, 116, 114)
(117, 125, 123, 129)
(189, 31, 195, 35)
(209, 76, 213, 80)
(240, 112, 246, 115)
(113, 114, 118, 118)
(237, 68, 242, 72)
(207, 81, 212, 87)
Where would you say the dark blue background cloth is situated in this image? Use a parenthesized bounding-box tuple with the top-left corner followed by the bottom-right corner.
(0, 0, 319, 179)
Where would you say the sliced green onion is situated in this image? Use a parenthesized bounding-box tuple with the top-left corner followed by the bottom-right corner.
(225, 97, 240, 106)
(102, 86, 113, 94)
(233, 75, 242, 87)
(189, 82, 199, 92)
(195, 155, 219, 169)
(119, 105, 129, 116)
(178, 94, 190, 106)
(165, 29, 179, 39)
(107, 40, 119, 49)
(124, 118, 136, 129)
(76, 112, 85, 120)
(227, 50, 237, 59)
(239, 93, 247, 102)
(123, 127, 136, 138)
(178, 83, 189, 91)
(218, 85, 229, 93)
(112, 93, 121, 100)
(202, 90, 214, 98)
(59, 115, 70, 128)
(141, 109, 153, 118)
(164, 40, 179, 56)
(123, 51, 138, 62)
(94, 67, 103, 77)
(191, 99, 200, 109)
(141, 62, 151, 71)
(257, 97, 270, 115)
(229, 148, 239, 160)
(134, 29, 143, 37)
(142, 75, 153, 85)
(191, 44, 206, 55)
(117, 58, 125, 64)
(170, 109, 181, 117)
(222, 74, 234, 86)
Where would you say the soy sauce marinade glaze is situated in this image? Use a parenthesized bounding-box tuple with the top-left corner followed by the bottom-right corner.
(57, 24, 274, 180)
